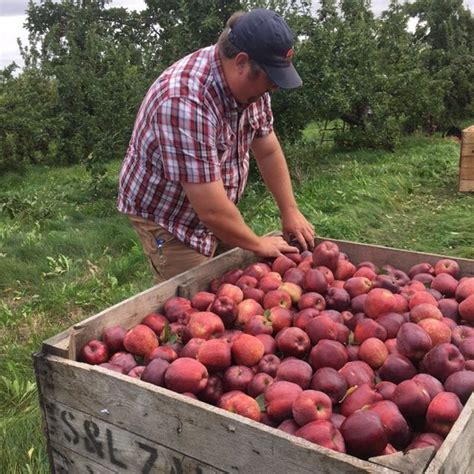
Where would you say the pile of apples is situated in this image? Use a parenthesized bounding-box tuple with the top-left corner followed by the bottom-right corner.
(79, 241, 474, 460)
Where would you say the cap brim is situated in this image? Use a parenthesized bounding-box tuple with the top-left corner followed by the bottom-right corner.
(262, 62, 302, 90)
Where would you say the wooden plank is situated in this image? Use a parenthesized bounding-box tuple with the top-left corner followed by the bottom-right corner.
(459, 155, 474, 168)
(50, 441, 115, 474)
(424, 393, 474, 474)
(460, 142, 474, 156)
(44, 400, 224, 473)
(459, 179, 474, 192)
(459, 166, 474, 179)
(370, 447, 435, 473)
(461, 125, 474, 143)
(34, 353, 397, 474)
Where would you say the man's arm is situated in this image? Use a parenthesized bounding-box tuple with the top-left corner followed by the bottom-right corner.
(181, 179, 298, 257)
(251, 131, 315, 250)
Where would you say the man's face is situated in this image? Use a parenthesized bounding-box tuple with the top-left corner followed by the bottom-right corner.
(243, 68, 278, 104)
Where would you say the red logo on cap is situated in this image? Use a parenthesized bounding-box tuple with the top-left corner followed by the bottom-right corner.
(286, 48, 294, 59)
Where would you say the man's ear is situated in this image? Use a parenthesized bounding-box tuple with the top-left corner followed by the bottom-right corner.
(235, 52, 250, 74)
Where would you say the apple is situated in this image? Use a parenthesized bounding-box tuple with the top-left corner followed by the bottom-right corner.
(353, 266, 377, 281)
(459, 337, 474, 360)
(412, 273, 435, 285)
(292, 390, 333, 426)
(283, 267, 305, 287)
(222, 268, 244, 285)
(310, 367, 347, 404)
(235, 275, 258, 291)
(199, 374, 224, 405)
(312, 241, 340, 271)
(144, 345, 178, 364)
(364, 288, 398, 319)
(248, 372, 274, 398)
(272, 255, 296, 277)
(278, 282, 302, 304)
(242, 286, 265, 304)
(298, 292, 326, 311)
(255, 334, 277, 355)
(275, 358, 312, 389)
(455, 277, 474, 302)
(417, 318, 452, 346)
(263, 289, 292, 310)
(434, 259, 460, 278)
(459, 294, 474, 322)
(292, 308, 319, 331)
(258, 274, 282, 293)
(197, 339, 231, 372)
(412, 373, 444, 400)
(163, 296, 192, 323)
(102, 326, 127, 353)
(264, 306, 293, 333)
(334, 259, 356, 281)
(309, 339, 348, 371)
(180, 337, 206, 359)
(431, 273, 458, 298)
(217, 283, 244, 305)
(164, 357, 208, 394)
(396, 322, 433, 361)
(339, 361, 375, 388)
(330, 413, 346, 430)
(426, 392, 463, 436)
(315, 266, 335, 286)
(191, 291, 216, 311)
(444, 370, 474, 404)
(109, 351, 138, 372)
(242, 262, 271, 280)
(408, 262, 434, 279)
(278, 419, 300, 435)
(354, 318, 387, 343)
(438, 298, 459, 320)
(372, 274, 400, 294)
(141, 358, 170, 387)
(391, 379, 431, 418)
(341, 383, 383, 417)
(257, 353, 281, 377)
(305, 315, 338, 344)
(244, 315, 273, 336)
(275, 327, 311, 358)
(376, 312, 405, 339)
(295, 420, 346, 453)
(375, 381, 397, 400)
(186, 311, 225, 340)
(423, 343, 465, 382)
(358, 337, 388, 369)
(223, 365, 254, 392)
(451, 325, 474, 347)
(123, 324, 158, 357)
(406, 432, 444, 452)
(340, 411, 388, 458)
(344, 277, 372, 298)
(236, 299, 264, 327)
(231, 334, 264, 366)
(218, 390, 261, 422)
(410, 303, 443, 323)
(325, 287, 351, 312)
(99, 363, 127, 374)
(408, 291, 438, 310)
(127, 365, 145, 378)
(264, 380, 303, 422)
(208, 295, 238, 329)
(378, 354, 417, 384)
(368, 400, 411, 449)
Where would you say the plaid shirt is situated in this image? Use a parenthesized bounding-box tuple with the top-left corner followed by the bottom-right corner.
(117, 45, 274, 256)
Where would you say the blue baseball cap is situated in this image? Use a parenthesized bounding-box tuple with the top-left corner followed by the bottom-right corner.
(229, 9, 302, 90)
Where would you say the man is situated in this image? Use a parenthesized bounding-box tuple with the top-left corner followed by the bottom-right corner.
(117, 8, 315, 283)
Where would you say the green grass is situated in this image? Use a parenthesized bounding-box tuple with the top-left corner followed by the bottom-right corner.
(1, 131, 473, 471)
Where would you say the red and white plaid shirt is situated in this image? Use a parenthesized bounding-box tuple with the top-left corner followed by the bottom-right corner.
(117, 45, 274, 256)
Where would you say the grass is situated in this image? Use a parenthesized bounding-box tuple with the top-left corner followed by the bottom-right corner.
(1, 130, 473, 471)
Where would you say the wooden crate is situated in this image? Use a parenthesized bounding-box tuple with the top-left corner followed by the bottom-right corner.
(34, 238, 474, 473)
(459, 125, 474, 192)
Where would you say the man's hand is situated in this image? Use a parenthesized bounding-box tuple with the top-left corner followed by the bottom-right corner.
(281, 208, 315, 251)
(254, 235, 299, 258)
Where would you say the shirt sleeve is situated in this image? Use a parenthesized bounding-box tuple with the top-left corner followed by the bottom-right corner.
(254, 92, 274, 138)
(153, 97, 222, 183)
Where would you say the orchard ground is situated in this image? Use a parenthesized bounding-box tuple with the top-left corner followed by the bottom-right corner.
(1, 126, 474, 471)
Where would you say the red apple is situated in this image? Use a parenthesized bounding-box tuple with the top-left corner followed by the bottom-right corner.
(218, 390, 261, 422)
(312, 241, 340, 272)
(223, 365, 254, 392)
(257, 353, 281, 377)
(359, 337, 388, 369)
(444, 370, 474, 404)
(391, 379, 431, 418)
(79, 340, 109, 365)
(264, 380, 303, 422)
(295, 420, 346, 453)
(275, 358, 312, 389)
(208, 295, 237, 329)
(247, 372, 274, 398)
(236, 298, 264, 327)
(434, 259, 460, 278)
(141, 358, 170, 387)
(231, 334, 264, 366)
(292, 390, 333, 426)
(423, 343, 465, 382)
(123, 324, 158, 357)
(163, 296, 192, 323)
(186, 311, 225, 340)
(309, 339, 348, 371)
(396, 322, 433, 361)
(164, 357, 208, 394)
(198, 374, 224, 405)
(364, 288, 398, 319)
(426, 391, 463, 436)
(102, 326, 127, 353)
(197, 339, 231, 372)
(310, 367, 348, 404)
(459, 294, 474, 322)
(275, 327, 310, 358)
(191, 291, 216, 311)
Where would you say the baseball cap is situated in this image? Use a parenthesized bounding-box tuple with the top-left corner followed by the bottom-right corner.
(228, 9, 302, 90)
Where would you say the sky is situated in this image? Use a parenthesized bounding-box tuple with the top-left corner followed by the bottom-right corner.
(1, 0, 473, 69)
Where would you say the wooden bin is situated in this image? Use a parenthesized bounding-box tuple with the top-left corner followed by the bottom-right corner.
(459, 125, 474, 192)
(34, 238, 474, 473)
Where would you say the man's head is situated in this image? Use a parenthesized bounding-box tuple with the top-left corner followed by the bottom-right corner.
(218, 9, 302, 105)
